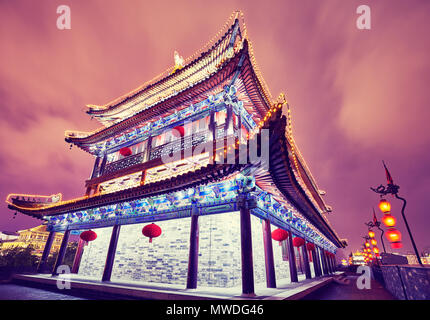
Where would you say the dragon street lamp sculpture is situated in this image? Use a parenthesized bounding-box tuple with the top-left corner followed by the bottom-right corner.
(370, 161, 422, 266)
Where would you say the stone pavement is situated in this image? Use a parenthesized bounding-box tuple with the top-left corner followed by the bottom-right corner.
(0, 283, 87, 300)
(301, 273, 395, 300)
(9, 272, 344, 300)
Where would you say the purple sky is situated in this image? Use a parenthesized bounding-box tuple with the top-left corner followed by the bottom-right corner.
(1, 0, 430, 258)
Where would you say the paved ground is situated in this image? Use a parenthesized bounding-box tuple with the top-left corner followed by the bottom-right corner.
(0, 283, 88, 300)
(301, 273, 395, 300)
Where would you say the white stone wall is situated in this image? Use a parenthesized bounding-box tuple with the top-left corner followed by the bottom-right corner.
(78, 226, 112, 279)
(272, 239, 291, 281)
(78, 212, 291, 287)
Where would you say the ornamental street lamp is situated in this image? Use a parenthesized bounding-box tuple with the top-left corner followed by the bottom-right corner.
(370, 161, 422, 266)
(365, 208, 387, 253)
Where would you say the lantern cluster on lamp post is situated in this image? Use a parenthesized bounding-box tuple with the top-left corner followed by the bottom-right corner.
(370, 161, 422, 265)
(365, 209, 387, 254)
(378, 198, 402, 249)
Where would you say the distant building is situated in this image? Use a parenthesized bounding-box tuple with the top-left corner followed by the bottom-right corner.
(404, 253, 430, 265)
(0, 225, 63, 256)
(0, 231, 19, 242)
(349, 251, 366, 265)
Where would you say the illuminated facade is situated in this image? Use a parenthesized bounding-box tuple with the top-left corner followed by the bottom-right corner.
(0, 225, 63, 256)
(6, 12, 345, 294)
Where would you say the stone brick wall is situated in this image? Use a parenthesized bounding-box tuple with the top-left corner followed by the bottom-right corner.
(78, 212, 293, 287)
(379, 265, 430, 300)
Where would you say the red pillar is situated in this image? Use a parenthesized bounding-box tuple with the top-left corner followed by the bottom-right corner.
(52, 230, 70, 275)
(287, 232, 298, 282)
(102, 224, 121, 282)
(302, 241, 312, 279)
(239, 194, 254, 295)
(37, 231, 55, 273)
(319, 247, 328, 275)
(71, 237, 86, 274)
(262, 219, 276, 288)
(186, 204, 199, 289)
(312, 247, 322, 277)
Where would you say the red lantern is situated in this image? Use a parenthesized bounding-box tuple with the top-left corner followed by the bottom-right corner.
(386, 228, 401, 243)
(306, 243, 315, 251)
(391, 242, 403, 249)
(80, 230, 97, 242)
(306, 243, 315, 262)
(292, 237, 305, 247)
(382, 214, 396, 227)
(142, 223, 162, 243)
(271, 228, 289, 244)
(119, 147, 132, 157)
(172, 126, 185, 138)
(368, 230, 375, 238)
(378, 199, 391, 213)
(370, 239, 377, 246)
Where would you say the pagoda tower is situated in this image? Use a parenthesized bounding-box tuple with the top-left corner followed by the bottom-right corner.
(6, 12, 345, 295)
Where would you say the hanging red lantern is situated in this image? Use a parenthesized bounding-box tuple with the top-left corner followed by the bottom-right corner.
(172, 125, 185, 138)
(391, 242, 403, 249)
(119, 147, 132, 157)
(306, 243, 315, 251)
(370, 239, 377, 246)
(292, 237, 305, 247)
(378, 199, 391, 213)
(142, 223, 162, 243)
(80, 230, 97, 242)
(306, 242, 315, 262)
(386, 228, 401, 243)
(271, 228, 289, 244)
(382, 214, 396, 227)
(368, 230, 375, 238)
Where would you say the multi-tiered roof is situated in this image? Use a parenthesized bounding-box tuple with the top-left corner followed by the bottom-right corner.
(6, 12, 345, 249)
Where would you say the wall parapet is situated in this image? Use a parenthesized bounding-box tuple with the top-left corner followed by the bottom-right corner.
(375, 265, 430, 300)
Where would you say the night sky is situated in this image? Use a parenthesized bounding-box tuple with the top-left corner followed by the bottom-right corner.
(1, 0, 429, 259)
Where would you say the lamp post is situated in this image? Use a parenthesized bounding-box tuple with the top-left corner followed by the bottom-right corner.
(365, 209, 387, 253)
(370, 161, 422, 266)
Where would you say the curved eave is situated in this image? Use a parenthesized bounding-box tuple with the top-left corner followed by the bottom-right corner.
(266, 114, 344, 248)
(66, 42, 272, 153)
(87, 19, 240, 118)
(66, 48, 246, 150)
(8, 162, 246, 218)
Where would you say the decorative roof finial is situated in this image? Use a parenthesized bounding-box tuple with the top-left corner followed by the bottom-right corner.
(172, 51, 184, 74)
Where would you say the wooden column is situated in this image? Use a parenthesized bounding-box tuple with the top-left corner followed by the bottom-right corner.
(71, 238, 86, 274)
(287, 231, 298, 282)
(332, 255, 336, 272)
(98, 154, 108, 176)
(239, 193, 254, 295)
(186, 203, 199, 289)
(312, 247, 322, 277)
(302, 241, 312, 279)
(319, 247, 326, 275)
(144, 135, 153, 163)
(52, 230, 70, 276)
(102, 224, 121, 282)
(329, 254, 335, 273)
(262, 219, 276, 288)
(320, 248, 329, 275)
(90, 156, 101, 179)
(37, 231, 55, 273)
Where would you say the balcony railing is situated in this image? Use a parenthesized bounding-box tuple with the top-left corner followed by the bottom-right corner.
(93, 126, 231, 183)
(102, 152, 146, 176)
(149, 131, 209, 161)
